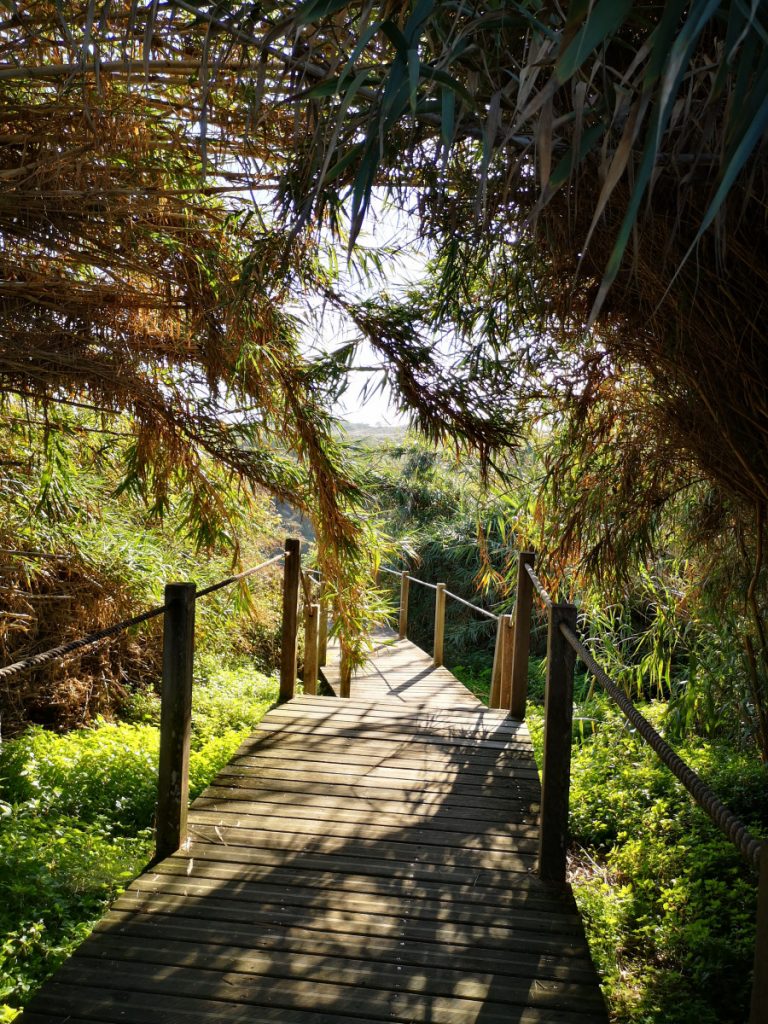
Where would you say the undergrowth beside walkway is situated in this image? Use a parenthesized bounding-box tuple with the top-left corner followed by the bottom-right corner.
(0, 662, 278, 1021)
(452, 657, 768, 1024)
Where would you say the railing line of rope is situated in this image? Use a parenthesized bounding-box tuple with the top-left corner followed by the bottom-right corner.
(195, 552, 284, 599)
(524, 562, 553, 609)
(381, 565, 499, 618)
(524, 558, 764, 870)
(0, 552, 284, 684)
(444, 589, 499, 621)
(559, 621, 763, 870)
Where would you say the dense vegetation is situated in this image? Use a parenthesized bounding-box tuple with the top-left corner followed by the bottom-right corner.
(0, 663, 278, 1021)
(1, 4, 767, 1022)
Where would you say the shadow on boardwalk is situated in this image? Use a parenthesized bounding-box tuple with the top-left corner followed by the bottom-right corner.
(22, 637, 607, 1024)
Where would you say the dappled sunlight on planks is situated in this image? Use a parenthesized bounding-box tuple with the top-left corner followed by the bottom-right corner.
(22, 633, 606, 1024)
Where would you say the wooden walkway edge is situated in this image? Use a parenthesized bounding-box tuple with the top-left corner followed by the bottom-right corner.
(22, 633, 607, 1023)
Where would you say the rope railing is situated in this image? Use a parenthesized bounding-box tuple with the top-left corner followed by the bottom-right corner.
(0, 601, 170, 683)
(380, 565, 499, 618)
(0, 540, 299, 865)
(524, 562, 553, 609)
(522, 557, 764, 870)
(443, 589, 499, 620)
(0, 552, 284, 684)
(559, 621, 763, 870)
(195, 552, 284, 599)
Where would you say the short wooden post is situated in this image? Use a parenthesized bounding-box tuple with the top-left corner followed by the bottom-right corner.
(303, 602, 320, 695)
(279, 537, 301, 702)
(155, 582, 196, 861)
(498, 613, 514, 710)
(539, 602, 577, 885)
(489, 616, 504, 708)
(398, 571, 410, 640)
(750, 843, 768, 1023)
(433, 583, 446, 667)
(340, 647, 351, 699)
(511, 551, 535, 719)
(318, 582, 329, 667)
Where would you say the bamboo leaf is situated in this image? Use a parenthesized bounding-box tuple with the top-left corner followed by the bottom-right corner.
(295, 0, 351, 27)
(407, 48, 420, 114)
(556, 0, 634, 83)
(441, 86, 456, 148)
(695, 90, 768, 240)
(581, 93, 650, 255)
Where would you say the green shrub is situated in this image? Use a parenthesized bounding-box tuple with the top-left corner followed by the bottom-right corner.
(0, 667, 278, 1016)
(565, 701, 766, 1023)
(0, 723, 159, 835)
(190, 660, 278, 751)
(0, 806, 152, 1016)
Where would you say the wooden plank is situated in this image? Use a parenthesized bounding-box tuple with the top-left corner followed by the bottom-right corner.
(66, 942, 605, 1014)
(208, 770, 541, 809)
(144, 860, 572, 914)
(191, 795, 539, 836)
(95, 909, 598, 981)
(218, 765, 539, 796)
(184, 818, 541, 862)
(106, 891, 591, 957)
(28, 982, 600, 1024)
(200, 778, 538, 813)
(123, 875, 576, 933)
(177, 840, 553, 890)
(223, 751, 542, 783)
(76, 934, 605, 1006)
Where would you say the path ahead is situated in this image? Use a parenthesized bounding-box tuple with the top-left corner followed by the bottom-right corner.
(23, 633, 606, 1024)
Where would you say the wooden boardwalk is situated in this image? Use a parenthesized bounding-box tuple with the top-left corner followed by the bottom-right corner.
(23, 633, 606, 1024)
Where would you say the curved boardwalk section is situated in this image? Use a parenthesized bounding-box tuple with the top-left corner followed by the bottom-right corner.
(23, 634, 606, 1024)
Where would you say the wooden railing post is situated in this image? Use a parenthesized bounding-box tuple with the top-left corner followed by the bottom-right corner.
(398, 571, 410, 640)
(279, 537, 301, 701)
(433, 583, 446, 666)
(340, 647, 351, 699)
(489, 614, 513, 708)
(750, 843, 768, 1023)
(539, 602, 577, 884)
(489, 616, 504, 708)
(511, 551, 535, 719)
(303, 602, 320, 695)
(498, 614, 514, 710)
(318, 582, 329, 667)
(155, 582, 196, 861)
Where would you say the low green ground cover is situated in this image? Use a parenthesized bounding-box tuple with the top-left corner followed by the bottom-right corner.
(452, 658, 768, 1024)
(0, 664, 278, 1020)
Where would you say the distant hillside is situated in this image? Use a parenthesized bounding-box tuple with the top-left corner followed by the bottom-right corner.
(338, 420, 408, 446)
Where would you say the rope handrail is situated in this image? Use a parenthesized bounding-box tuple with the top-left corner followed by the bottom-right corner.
(195, 552, 284, 598)
(0, 552, 285, 684)
(411, 577, 438, 591)
(380, 565, 499, 619)
(525, 562, 554, 609)
(443, 589, 499, 621)
(558, 621, 764, 869)
(378, 566, 401, 578)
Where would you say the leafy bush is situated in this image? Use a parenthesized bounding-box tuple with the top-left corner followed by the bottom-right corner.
(0, 806, 152, 1018)
(190, 659, 278, 751)
(0, 664, 279, 1016)
(0, 723, 159, 835)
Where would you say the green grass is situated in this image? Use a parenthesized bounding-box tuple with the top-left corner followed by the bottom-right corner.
(0, 663, 278, 1019)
